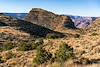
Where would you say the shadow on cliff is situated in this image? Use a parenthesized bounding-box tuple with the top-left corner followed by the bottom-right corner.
(10, 20, 65, 37)
(0, 21, 8, 26)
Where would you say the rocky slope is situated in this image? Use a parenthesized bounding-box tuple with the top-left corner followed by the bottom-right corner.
(0, 8, 100, 67)
(41, 18, 100, 65)
(21, 8, 100, 66)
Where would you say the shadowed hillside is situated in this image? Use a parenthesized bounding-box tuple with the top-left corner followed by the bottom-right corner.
(0, 14, 65, 37)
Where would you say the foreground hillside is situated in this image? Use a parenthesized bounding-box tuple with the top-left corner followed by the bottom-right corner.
(0, 8, 100, 67)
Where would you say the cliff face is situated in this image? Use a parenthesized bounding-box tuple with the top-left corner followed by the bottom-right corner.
(25, 8, 76, 31)
(70, 16, 94, 29)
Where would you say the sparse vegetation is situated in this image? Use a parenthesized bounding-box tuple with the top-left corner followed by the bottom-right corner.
(0, 41, 15, 51)
(0, 56, 4, 63)
(46, 33, 60, 39)
(74, 34, 80, 38)
(18, 39, 44, 51)
(33, 46, 52, 64)
(0, 8, 100, 67)
(33, 38, 44, 49)
(33, 42, 74, 65)
(54, 42, 73, 62)
(5, 51, 15, 59)
(91, 32, 98, 36)
(18, 42, 33, 51)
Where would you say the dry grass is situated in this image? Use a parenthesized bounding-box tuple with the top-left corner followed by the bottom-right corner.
(0, 19, 100, 67)
(0, 26, 29, 37)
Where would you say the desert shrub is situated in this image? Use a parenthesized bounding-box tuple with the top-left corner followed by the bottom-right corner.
(91, 33, 98, 36)
(74, 34, 80, 38)
(18, 39, 43, 51)
(46, 34, 58, 39)
(18, 42, 33, 51)
(33, 46, 52, 64)
(32, 38, 44, 49)
(5, 51, 15, 59)
(36, 39, 44, 45)
(54, 42, 73, 62)
(0, 56, 4, 63)
(0, 46, 3, 51)
(46, 33, 63, 39)
(2, 41, 15, 51)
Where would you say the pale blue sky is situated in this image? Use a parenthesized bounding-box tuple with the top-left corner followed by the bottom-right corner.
(0, 0, 100, 17)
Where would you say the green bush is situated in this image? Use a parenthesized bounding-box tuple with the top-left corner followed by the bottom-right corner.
(18, 39, 44, 51)
(1, 41, 15, 51)
(46, 33, 59, 39)
(55, 42, 73, 62)
(91, 33, 98, 36)
(18, 42, 33, 51)
(33, 46, 52, 64)
(6, 51, 15, 59)
(0, 56, 4, 63)
(32, 39, 44, 49)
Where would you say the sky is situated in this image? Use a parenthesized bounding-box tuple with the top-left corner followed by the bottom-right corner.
(0, 0, 100, 17)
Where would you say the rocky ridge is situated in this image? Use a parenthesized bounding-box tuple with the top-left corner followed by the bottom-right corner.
(25, 8, 76, 31)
